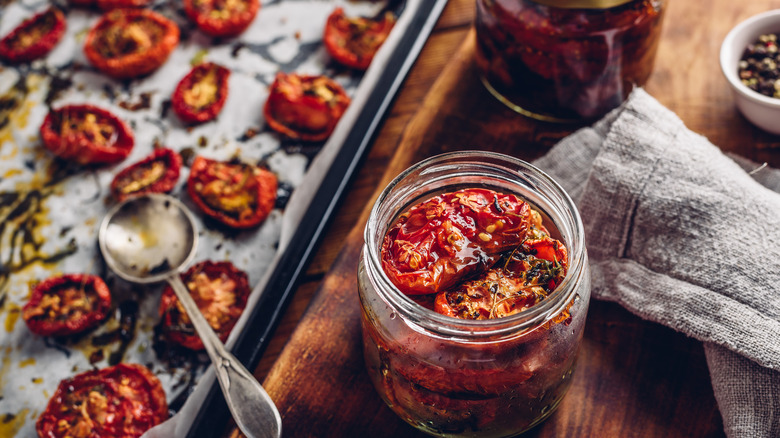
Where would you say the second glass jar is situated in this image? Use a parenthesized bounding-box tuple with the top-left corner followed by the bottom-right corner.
(475, 0, 666, 122)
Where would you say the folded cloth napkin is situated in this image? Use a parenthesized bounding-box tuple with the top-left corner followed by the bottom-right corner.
(533, 88, 780, 438)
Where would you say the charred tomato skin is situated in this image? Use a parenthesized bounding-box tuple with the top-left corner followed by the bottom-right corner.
(323, 7, 396, 70)
(263, 72, 351, 142)
(40, 104, 134, 165)
(0, 7, 66, 64)
(22, 273, 112, 337)
(184, 0, 260, 38)
(36, 363, 168, 438)
(187, 155, 278, 229)
(84, 9, 180, 80)
(159, 260, 250, 350)
(172, 62, 230, 125)
(110, 147, 182, 201)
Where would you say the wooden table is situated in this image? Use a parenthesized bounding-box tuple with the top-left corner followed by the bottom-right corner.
(227, 0, 780, 436)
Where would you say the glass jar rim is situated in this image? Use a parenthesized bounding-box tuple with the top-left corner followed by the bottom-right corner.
(363, 151, 587, 340)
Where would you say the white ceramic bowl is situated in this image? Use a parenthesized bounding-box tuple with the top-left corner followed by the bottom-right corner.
(720, 9, 780, 135)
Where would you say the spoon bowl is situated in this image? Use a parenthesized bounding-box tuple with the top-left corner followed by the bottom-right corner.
(99, 194, 198, 283)
(98, 194, 282, 438)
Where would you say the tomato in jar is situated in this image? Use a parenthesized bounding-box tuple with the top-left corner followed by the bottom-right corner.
(22, 273, 112, 337)
(36, 363, 168, 438)
(381, 188, 534, 296)
(0, 7, 66, 64)
(159, 260, 250, 350)
(39, 104, 134, 165)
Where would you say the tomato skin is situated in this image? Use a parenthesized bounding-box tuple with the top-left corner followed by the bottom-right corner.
(172, 62, 230, 125)
(110, 147, 182, 202)
(40, 104, 134, 165)
(323, 7, 396, 70)
(22, 273, 111, 337)
(0, 8, 66, 64)
(382, 188, 532, 295)
(159, 260, 250, 350)
(97, 0, 153, 9)
(36, 363, 168, 438)
(71, 0, 152, 9)
(184, 0, 260, 38)
(84, 9, 180, 80)
(187, 156, 277, 229)
(263, 72, 351, 142)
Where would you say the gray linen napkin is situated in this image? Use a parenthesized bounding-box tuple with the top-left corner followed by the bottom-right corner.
(533, 88, 780, 438)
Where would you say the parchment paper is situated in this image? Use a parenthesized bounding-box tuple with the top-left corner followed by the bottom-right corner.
(0, 0, 419, 436)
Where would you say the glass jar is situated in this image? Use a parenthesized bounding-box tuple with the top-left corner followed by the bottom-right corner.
(358, 152, 591, 437)
(475, 0, 666, 122)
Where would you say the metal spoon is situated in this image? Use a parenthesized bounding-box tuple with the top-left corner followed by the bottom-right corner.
(98, 194, 282, 438)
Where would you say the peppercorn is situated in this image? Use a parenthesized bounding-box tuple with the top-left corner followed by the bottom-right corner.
(739, 33, 780, 98)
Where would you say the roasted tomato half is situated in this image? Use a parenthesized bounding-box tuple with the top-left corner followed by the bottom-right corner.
(184, 0, 260, 38)
(172, 62, 230, 125)
(159, 260, 250, 350)
(71, 0, 152, 9)
(381, 188, 532, 295)
(111, 147, 182, 201)
(97, 0, 153, 9)
(84, 9, 180, 80)
(22, 273, 112, 337)
(324, 7, 396, 70)
(40, 104, 134, 165)
(187, 156, 277, 229)
(264, 72, 351, 142)
(0, 8, 66, 64)
(36, 363, 168, 438)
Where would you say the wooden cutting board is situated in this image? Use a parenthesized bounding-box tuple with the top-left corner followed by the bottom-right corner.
(257, 22, 739, 436)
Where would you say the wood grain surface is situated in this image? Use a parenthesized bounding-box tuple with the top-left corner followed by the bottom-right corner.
(226, 0, 780, 436)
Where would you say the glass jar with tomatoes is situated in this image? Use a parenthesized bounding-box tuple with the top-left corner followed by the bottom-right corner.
(358, 151, 590, 437)
(475, 0, 666, 122)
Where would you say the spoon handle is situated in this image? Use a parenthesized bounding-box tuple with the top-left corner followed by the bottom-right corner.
(166, 274, 282, 438)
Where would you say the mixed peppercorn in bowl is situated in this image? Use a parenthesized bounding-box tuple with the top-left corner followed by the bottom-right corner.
(720, 9, 780, 134)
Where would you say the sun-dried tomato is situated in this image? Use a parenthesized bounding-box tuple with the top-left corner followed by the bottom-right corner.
(187, 156, 277, 229)
(381, 188, 532, 295)
(110, 147, 182, 201)
(159, 260, 250, 350)
(172, 62, 230, 125)
(263, 72, 351, 142)
(184, 0, 260, 38)
(39, 104, 134, 165)
(0, 8, 66, 64)
(67, 0, 151, 8)
(84, 9, 180, 80)
(324, 7, 396, 70)
(22, 273, 112, 337)
(433, 235, 568, 320)
(36, 363, 168, 438)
